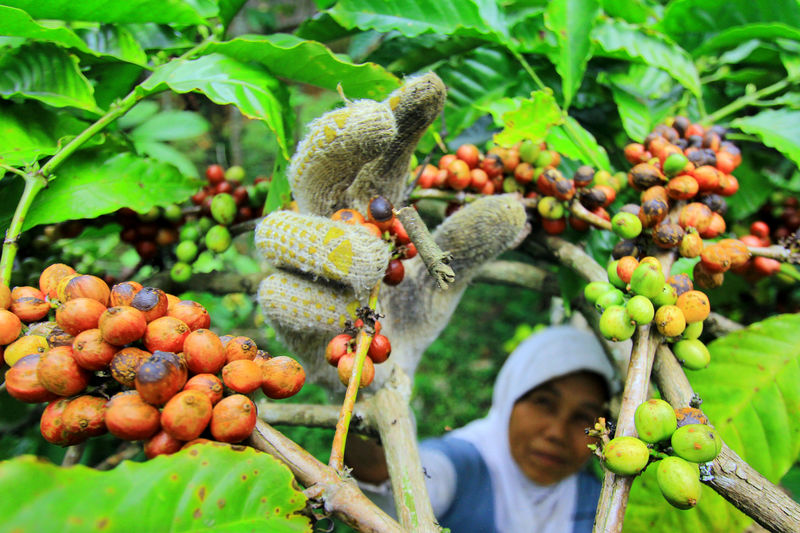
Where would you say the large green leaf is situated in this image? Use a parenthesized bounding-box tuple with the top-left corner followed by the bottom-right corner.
(732, 110, 800, 168)
(692, 23, 800, 59)
(544, 0, 600, 109)
(659, 0, 800, 51)
(592, 18, 702, 98)
(205, 34, 400, 100)
(0, 42, 99, 113)
(547, 115, 611, 170)
(218, 0, 248, 29)
(134, 141, 200, 179)
(326, 0, 509, 43)
(130, 110, 209, 142)
(0, 102, 91, 167)
(0, 151, 202, 233)
(477, 91, 562, 147)
(598, 64, 677, 143)
(600, 0, 654, 24)
(626, 314, 800, 532)
(2, 0, 214, 25)
(139, 54, 289, 159)
(0, 6, 90, 53)
(0, 443, 311, 532)
(75, 25, 147, 65)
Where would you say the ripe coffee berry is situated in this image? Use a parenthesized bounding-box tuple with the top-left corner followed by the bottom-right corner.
(367, 196, 395, 231)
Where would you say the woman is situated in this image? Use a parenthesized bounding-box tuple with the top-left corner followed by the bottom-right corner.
(348, 325, 616, 533)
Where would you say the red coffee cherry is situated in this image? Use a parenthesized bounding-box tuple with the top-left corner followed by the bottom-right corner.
(261, 356, 306, 399)
(225, 336, 258, 363)
(166, 300, 210, 331)
(383, 259, 405, 286)
(109, 280, 143, 307)
(161, 390, 213, 441)
(105, 391, 161, 441)
(62, 275, 110, 306)
(144, 429, 185, 458)
(206, 164, 226, 185)
(143, 316, 190, 353)
(72, 328, 117, 371)
(37, 346, 91, 397)
(130, 287, 169, 322)
(183, 328, 226, 374)
(135, 351, 188, 406)
(368, 334, 391, 364)
(61, 395, 107, 438)
(56, 297, 107, 336)
(99, 306, 147, 346)
(40, 398, 84, 446)
(110, 347, 150, 388)
(210, 395, 257, 443)
(337, 353, 375, 388)
(325, 334, 353, 367)
(183, 374, 224, 406)
(222, 359, 263, 394)
(39, 264, 77, 300)
(6, 354, 59, 403)
(0, 309, 23, 345)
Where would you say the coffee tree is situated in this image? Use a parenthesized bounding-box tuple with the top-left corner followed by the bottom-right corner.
(1, 1, 799, 532)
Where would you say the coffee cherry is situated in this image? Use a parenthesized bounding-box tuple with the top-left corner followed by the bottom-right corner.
(603, 436, 650, 476)
(143, 316, 190, 353)
(131, 287, 169, 322)
(98, 306, 147, 346)
(144, 429, 185, 458)
(599, 305, 635, 342)
(61, 395, 107, 438)
(606, 260, 626, 290)
(206, 164, 225, 185)
(37, 346, 91, 397)
(225, 336, 258, 363)
(634, 399, 677, 443)
(383, 258, 405, 286)
(175, 241, 199, 263)
(671, 424, 720, 463)
(135, 351, 188, 406)
(205, 225, 232, 253)
(109, 281, 143, 307)
(663, 153, 689, 177)
(261, 356, 306, 399)
(4, 334, 48, 367)
(56, 297, 107, 336)
(105, 391, 161, 441)
(626, 295, 655, 325)
(211, 193, 237, 225)
(368, 334, 391, 364)
(654, 305, 686, 338)
(325, 334, 353, 367)
(675, 290, 710, 323)
(630, 264, 666, 300)
(72, 328, 116, 370)
(595, 289, 625, 313)
(40, 398, 82, 446)
(166, 300, 210, 331)
(675, 407, 709, 428)
(183, 328, 226, 374)
(657, 456, 701, 509)
(673, 339, 711, 370)
(584, 281, 615, 304)
(6, 354, 59, 403)
(0, 309, 23, 345)
(337, 352, 375, 388)
(183, 374, 224, 406)
(0, 282, 10, 309)
(367, 196, 395, 231)
(161, 390, 213, 441)
(210, 394, 257, 443)
(611, 212, 642, 240)
(222, 359, 263, 394)
(39, 263, 77, 300)
(616, 256, 639, 285)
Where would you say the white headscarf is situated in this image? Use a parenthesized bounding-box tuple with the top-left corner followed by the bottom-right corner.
(450, 325, 616, 533)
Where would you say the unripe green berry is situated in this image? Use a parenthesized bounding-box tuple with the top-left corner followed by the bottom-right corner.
(163, 203, 183, 223)
(671, 424, 720, 463)
(634, 399, 677, 443)
(607, 260, 626, 290)
(537, 196, 564, 219)
(656, 456, 701, 509)
(205, 224, 232, 253)
(611, 212, 643, 239)
(225, 165, 246, 182)
(584, 281, 615, 304)
(630, 264, 666, 300)
(603, 436, 650, 476)
(663, 153, 689, 178)
(197, 216, 214, 234)
(673, 339, 710, 370)
(170, 262, 192, 283)
(599, 305, 636, 342)
(651, 282, 678, 307)
(138, 206, 160, 222)
(519, 140, 541, 164)
(211, 193, 237, 225)
(534, 150, 553, 168)
(175, 240, 198, 263)
(682, 321, 703, 340)
(180, 223, 201, 242)
(595, 289, 626, 313)
(626, 295, 655, 325)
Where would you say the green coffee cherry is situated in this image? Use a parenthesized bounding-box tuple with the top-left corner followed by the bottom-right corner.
(651, 283, 678, 307)
(211, 193, 237, 225)
(175, 240, 198, 263)
(671, 424, 720, 463)
(595, 289, 626, 313)
(630, 264, 666, 300)
(634, 399, 677, 443)
(226, 165, 246, 182)
(180, 223, 201, 242)
(607, 260, 627, 290)
(611, 212, 643, 240)
(170, 262, 192, 283)
(584, 281, 615, 304)
(603, 436, 650, 476)
(656, 456, 701, 509)
(599, 305, 636, 342)
(163, 203, 183, 223)
(137, 206, 160, 222)
(673, 339, 710, 370)
(197, 216, 214, 234)
(663, 153, 689, 178)
(626, 295, 655, 325)
(205, 224, 232, 253)
(534, 150, 553, 168)
(519, 140, 541, 164)
(682, 321, 703, 340)
(537, 196, 564, 219)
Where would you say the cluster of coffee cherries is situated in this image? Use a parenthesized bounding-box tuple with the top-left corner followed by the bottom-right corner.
(413, 141, 626, 234)
(324, 317, 391, 389)
(330, 195, 417, 286)
(586, 260, 712, 369)
(733, 221, 782, 280)
(0, 263, 304, 458)
(602, 401, 721, 510)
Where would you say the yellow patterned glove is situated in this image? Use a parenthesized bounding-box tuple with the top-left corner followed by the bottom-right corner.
(255, 73, 529, 390)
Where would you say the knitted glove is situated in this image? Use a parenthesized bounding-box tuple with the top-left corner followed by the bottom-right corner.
(255, 72, 529, 391)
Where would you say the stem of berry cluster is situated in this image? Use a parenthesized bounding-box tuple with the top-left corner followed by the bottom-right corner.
(329, 283, 381, 472)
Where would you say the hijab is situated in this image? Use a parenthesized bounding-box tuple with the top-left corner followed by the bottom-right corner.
(450, 325, 616, 533)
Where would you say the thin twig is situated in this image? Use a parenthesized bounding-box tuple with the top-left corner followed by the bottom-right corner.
(94, 442, 141, 471)
(61, 442, 86, 467)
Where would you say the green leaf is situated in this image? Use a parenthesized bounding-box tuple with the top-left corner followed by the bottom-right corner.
(692, 23, 800, 59)
(600, 0, 655, 24)
(0, 443, 311, 532)
(0, 102, 91, 167)
(2, 0, 213, 25)
(87, 62, 144, 110)
(135, 140, 200, 178)
(0, 6, 91, 53)
(326, 0, 509, 43)
(205, 34, 400, 100)
(659, 0, 800, 51)
(139, 54, 289, 159)
(218, 0, 248, 29)
(74, 25, 147, 65)
(265, 157, 291, 214)
(0, 151, 202, 233)
(544, 0, 601, 109)
(118, 101, 160, 130)
(0, 42, 99, 113)
(547, 115, 611, 170)
(598, 64, 677, 142)
(130, 110, 209, 142)
(732, 110, 800, 168)
(628, 314, 800, 532)
(478, 91, 562, 147)
(592, 18, 702, 98)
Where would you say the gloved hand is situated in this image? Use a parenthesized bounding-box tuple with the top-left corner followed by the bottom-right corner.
(254, 72, 529, 391)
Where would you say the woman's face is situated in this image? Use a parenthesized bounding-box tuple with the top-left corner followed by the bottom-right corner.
(507, 371, 607, 485)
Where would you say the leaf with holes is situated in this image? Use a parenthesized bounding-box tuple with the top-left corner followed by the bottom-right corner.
(732, 110, 800, 168)
(544, 0, 600, 109)
(0, 42, 99, 113)
(139, 54, 289, 159)
(2, 0, 214, 25)
(478, 91, 561, 147)
(0, 443, 311, 532)
(326, 0, 508, 43)
(205, 34, 400, 100)
(0, 151, 201, 233)
(625, 314, 800, 532)
(592, 18, 701, 98)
